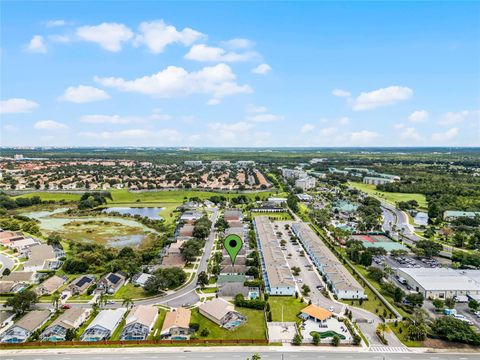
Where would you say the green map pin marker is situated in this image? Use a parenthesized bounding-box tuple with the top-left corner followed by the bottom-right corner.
(224, 234, 243, 266)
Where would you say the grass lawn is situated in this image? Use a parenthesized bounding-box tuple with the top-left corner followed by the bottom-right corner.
(268, 296, 306, 323)
(110, 310, 130, 340)
(149, 309, 167, 340)
(201, 287, 218, 294)
(13, 192, 81, 202)
(190, 307, 266, 340)
(112, 283, 148, 300)
(388, 322, 424, 347)
(348, 182, 427, 209)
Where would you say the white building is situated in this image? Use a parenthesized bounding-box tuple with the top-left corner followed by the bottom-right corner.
(254, 216, 296, 296)
(184, 161, 202, 166)
(292, 222, 365, 299)
(295, 177, 316, 191)
(236, 161, 255, 167)
(282, 168, 307, 179)
(363, 177, 395, 186)
(396, 268, 480, 299)
(81, 308, 127, 341)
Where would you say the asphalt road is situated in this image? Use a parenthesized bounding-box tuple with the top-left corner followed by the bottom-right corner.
(2, 350, 478, 360)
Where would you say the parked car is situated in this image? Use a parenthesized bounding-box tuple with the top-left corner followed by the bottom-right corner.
(61, 304, 71, 309)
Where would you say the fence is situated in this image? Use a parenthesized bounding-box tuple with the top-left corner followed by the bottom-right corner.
(0, 338, 268, 348)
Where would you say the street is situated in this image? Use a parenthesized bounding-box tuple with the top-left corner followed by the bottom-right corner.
(1, 348, 479, 360)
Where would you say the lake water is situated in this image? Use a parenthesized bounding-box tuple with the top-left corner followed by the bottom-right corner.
(23, 208, 157, 247)
(102, 207, 164, 220)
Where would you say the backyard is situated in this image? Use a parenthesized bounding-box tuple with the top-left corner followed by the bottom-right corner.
(268, 296, 306, 323)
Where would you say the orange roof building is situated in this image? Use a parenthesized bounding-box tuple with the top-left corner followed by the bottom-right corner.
(300, 304, 333, 323)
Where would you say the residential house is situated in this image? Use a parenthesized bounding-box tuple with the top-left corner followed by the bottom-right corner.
(199, 298, 245, 329)
(23, 244, 57, 272)
(65, 275, 95, 295)
(0, 311, 15, 329)
(119, 305, 158, 341)
(132, 273, 153, 287)
(160, 307, 191, 339)
(41, 308, 91, 342)
(81, 308, 127, 342)
(96, 272, 126, 295)
(0, 310, 51, 343)
(36, 275, 67, 296)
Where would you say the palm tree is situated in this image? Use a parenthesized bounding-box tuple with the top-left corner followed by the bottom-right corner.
(122, 297, 134, 309)
(52, 292, 61, 311)
(98, 292, 108, 307)
(377, 322, 390, 337)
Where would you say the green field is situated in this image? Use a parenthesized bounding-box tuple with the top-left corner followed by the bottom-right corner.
(113, 283, 148, 299)
(268, 296, 306, 323)
(13, 192, 82, 201)
(190, 307, 266, 340)
(348, 182, 427, 209)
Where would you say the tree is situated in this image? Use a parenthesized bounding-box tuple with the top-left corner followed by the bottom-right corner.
(2, 267, 11, 276)
(63, 259, 89, 274)
(65, 328, 77, 341)
(367, 266, 385, 282)
(377, 322, 389, 337)
(46, 233, 62, 247)
(331, 334, 340, 346)
(468, 299, 479, 312)
(312, 332, 320, 345)
(431, 316, 480, 345)
(444, 297, 455, 309)
(247, 354, 262, 360)
(407, 323, 429, 341)
(52, 292, 61, 311)
(291, 266, 301, 276)
(200, 328, 210, 337)
(432, 299, 445, 311)
(122, 297, 134, 309)
(292, 333, 302, 345)
(393, 286, 405, 303)
(4, 290, 38, 316)
(405, 293, 424, 307)
(197, 271, 209, 289)
(414, 240, 443, 258)
(301, 284, 310, 296)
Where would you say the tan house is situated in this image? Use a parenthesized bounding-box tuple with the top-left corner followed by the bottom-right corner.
(41, 308, 91, 341)
(65, 275, 95, 295)
(198, 298, 245, 329)
(0, 310, 51, 343)
(36, 275, 66, 296)
(23, 244, 56, 272)
(160, 307, 191, 339)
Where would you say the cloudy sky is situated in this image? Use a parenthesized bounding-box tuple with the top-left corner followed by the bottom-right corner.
(1, 1, 479, 147)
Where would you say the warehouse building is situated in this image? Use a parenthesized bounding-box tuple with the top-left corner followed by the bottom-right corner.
(292, 222, 365, 299)
(396, 267, 480, 299)
(254, 216, 295, 295)
(363, 177, 395, 186)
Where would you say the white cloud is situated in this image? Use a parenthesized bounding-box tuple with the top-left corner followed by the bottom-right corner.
(246, 104, 267, 113)
(185, 44, 258, 62)
(3, 124, 18, 132)
(332, 89, 351, 97)
(300, 124, 315, 133)
(393, 123, 405, 129)
(207, 98, 221, 106)
(438, 110, 477, 126)
(251, 63, 272, 75)
(352, 86, 413, 111)
(34, 120, 68, 130)
(76, 22, 133, 52)
(222, 38, 254, 49)
(408, 110, 429, 123)
(338, 116, 350, 125)
(79, 128, 181, 141)
(431, 127, 459, 142)
(246, 113, 284, 122)
(49, 35, 71, 43)
(45, 20, 69, 28)
(134, 20, 204, 54)
(95, 63, 252, 103)
(60, 85, 110, 103)
(348, 130, 379, 143)
(0, 98, 39, 114)
(207, 121, 252, 143)
(26, 35, 47, 53)
(400, 127, 423, 141)
(80, 111, 172, 124)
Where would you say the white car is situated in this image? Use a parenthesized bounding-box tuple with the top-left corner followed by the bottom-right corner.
(328, 306, 335, 312)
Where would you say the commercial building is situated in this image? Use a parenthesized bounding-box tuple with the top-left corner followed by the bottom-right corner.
(363, 177, 395, 186)
(120, 305, 158, 341)
(443, 210, 480, 221)
(396, 267, 480, 299)
(160, 307, 191, 339)
(199, 298, 245, 329)
(292, 222, 365, 299)
(81, 308, 127, 341)
(254, 216, 295, 296)
(282, 168, 307, 179)
(295, 176, 316, 191)
(184, 161, 202, 166)
(41, 308, 91, 342)
(236, 161, 255, 167)
(1, 310, 51, 343)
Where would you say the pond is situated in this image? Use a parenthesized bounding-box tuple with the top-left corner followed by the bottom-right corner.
(23, 208, 158, 248)
(102, 207, 164, 220)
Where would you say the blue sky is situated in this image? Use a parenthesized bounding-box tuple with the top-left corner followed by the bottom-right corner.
(1, 1, 479, 147)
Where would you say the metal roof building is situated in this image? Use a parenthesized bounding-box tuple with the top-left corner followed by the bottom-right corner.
(80, 308, 127, 342)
